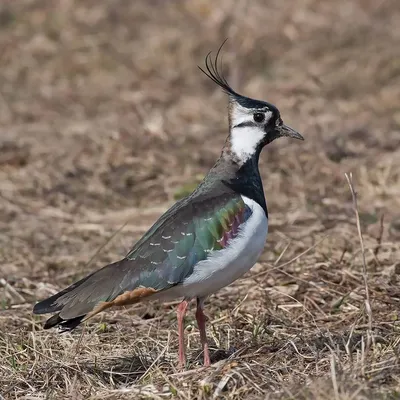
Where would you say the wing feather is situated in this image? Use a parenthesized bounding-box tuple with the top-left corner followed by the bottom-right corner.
(33, 192, 252, 328)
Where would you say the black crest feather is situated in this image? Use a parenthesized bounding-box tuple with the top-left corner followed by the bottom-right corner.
(198, 39, 238, 97)
(199, 40, 279, 112)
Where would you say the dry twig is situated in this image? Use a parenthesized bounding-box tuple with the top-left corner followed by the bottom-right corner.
(344, 173, 373, 355)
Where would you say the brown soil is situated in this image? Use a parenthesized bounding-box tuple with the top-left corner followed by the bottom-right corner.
(1, 1, 400, 399)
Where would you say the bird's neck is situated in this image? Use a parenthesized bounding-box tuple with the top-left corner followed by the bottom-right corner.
(206, 139, 268, 217)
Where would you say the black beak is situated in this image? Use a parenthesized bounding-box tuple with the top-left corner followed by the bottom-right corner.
(279, 124, 304, 140)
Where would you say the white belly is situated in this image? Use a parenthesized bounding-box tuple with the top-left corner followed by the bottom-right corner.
(177, 196, 268, 299)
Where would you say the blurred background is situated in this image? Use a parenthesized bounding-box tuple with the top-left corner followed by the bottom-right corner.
(1, 0, 400, 398)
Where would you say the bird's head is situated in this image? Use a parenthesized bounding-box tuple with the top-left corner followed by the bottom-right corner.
(199, 43, 303, 163)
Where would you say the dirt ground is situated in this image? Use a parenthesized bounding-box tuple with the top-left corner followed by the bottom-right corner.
(1, 0, 400, 399)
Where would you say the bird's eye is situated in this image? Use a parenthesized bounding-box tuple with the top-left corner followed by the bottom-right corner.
(253, 113, 265, 123)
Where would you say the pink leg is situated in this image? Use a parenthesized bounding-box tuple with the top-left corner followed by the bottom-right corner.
(196, 298, 210, 367)
(177, 300, 189, 369)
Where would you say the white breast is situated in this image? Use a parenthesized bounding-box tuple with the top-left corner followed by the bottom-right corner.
(179, 196, 268, 299)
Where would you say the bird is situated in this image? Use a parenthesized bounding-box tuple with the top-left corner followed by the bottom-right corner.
(33, 43, 304, 369)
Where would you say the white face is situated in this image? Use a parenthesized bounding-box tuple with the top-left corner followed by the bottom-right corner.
(230, 103, 274, 162)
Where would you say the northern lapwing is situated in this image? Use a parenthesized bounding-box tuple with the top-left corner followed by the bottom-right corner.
(33, 43, 304, 368)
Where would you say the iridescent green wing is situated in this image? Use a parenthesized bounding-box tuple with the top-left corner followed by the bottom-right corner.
(34, 193, 253, 320)
(125, 194, 252, 289)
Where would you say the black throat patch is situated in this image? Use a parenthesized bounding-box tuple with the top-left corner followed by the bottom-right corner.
(221, 151, 268, 217)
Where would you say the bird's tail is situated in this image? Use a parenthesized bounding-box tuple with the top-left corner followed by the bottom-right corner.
(43, 313, 85, 331)
(33, 259, 159, 331)
(33, 269, 98, 330)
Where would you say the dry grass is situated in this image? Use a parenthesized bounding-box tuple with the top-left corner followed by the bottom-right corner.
(1, 0, 400, 398)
